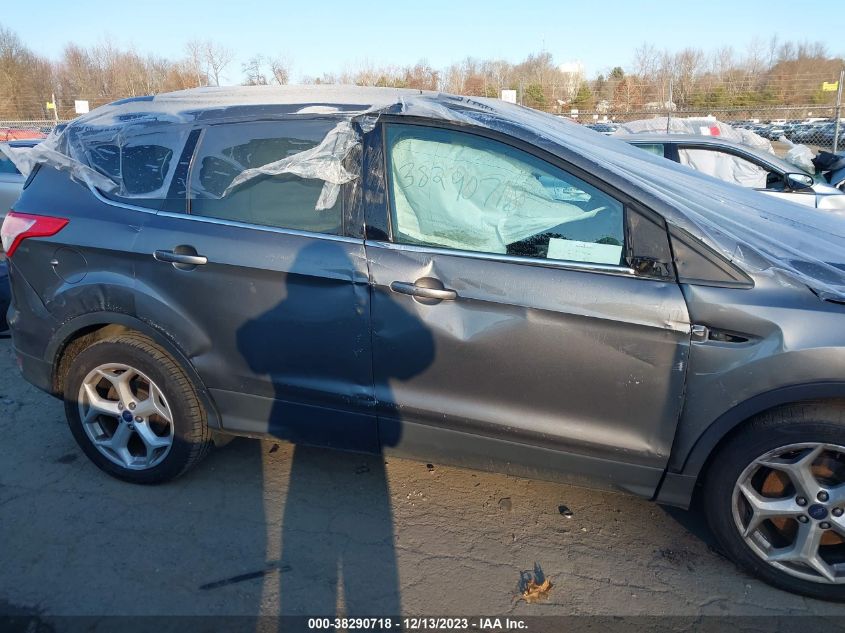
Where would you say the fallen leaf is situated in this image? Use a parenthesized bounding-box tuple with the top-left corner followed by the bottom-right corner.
(522, 578, 553, 603)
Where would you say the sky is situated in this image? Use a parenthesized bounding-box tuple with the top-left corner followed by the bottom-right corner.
(3, 0, 841, 84)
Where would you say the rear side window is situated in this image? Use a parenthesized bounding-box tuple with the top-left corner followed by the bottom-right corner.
(385, 124, 625, 266)
(0, 156, 20, 175)
(188, 120, 342, 234)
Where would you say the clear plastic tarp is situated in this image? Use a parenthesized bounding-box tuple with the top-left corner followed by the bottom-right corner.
(613, 116, 775, 154)
(3, 86, 845, 301)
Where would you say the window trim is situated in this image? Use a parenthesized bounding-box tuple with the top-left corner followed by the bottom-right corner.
(366, 238, 636, 277)
(380, 120, 633, 273)
(155, 208, 363, 244)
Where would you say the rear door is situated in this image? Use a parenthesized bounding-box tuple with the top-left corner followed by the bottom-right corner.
(366, 122, 691, 495)
(134, 117, 377, 451)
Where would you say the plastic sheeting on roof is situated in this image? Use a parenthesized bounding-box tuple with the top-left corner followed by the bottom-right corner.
(4, 86, 845, 302)
(613, 116, 775, 154)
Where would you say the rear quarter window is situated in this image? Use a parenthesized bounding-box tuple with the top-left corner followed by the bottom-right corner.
(71, 126, 193, 212)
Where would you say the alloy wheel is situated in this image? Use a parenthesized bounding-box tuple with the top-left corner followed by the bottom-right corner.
(733, 442, 845, 584)
(78, 362, 174, 470)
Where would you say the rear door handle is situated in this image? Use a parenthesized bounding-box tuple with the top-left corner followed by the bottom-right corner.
(390, 279, 457, 303)
(153, 250, 208, 266)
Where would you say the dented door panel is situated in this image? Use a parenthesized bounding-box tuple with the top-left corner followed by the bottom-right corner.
(367, 242, 691, 477)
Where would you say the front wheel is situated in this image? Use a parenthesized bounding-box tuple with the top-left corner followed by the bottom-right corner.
(704, 403, 845, 601)
(63, 332, 212, 483)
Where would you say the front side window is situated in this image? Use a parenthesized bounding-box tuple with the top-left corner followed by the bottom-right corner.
(188, 120, 342, 234)
(678, 147, 771, 189)
(385, 124, 625, 266)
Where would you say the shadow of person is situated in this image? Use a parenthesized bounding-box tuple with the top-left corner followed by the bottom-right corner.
(236, 239, 434, 620)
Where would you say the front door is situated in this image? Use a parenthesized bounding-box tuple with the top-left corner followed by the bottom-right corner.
(366, 122, 691, 494)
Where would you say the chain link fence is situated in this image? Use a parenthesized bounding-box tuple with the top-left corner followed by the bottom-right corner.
(572, 106, 843, 155)
(0, 120, 70, 141)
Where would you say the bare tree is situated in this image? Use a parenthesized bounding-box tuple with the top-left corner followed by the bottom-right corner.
(269, 56, 291, 85)
(184, 39, 206, 86)
(242, 55, 268, 85)
(204, 40, 233, 86)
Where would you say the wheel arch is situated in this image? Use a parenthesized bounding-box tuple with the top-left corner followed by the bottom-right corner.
(656, 383, 845, 508)
(49, 312, 223, 430)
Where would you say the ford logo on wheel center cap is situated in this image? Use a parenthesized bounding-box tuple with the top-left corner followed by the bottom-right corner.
(121, 410, 134, 423)
(808, 504, 829, 520)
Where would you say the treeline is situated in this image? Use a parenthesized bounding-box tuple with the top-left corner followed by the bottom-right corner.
(1, 22, 842, 120)
(311, 40, 844, 113)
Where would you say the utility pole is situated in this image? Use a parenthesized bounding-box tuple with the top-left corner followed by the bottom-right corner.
(666, 78, 673, 133)
(51, 92, 58, 124)
(834, 69, 844, 154)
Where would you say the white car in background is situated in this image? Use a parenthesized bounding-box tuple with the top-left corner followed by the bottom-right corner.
(623, 134, 845, 210)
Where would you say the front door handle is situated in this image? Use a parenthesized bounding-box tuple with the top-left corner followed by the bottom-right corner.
(390, 278, 457, 304)
(153, 249, 208, 267)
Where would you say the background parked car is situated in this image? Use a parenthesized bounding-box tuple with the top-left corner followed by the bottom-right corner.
(0, 139, 39, 332)
(584, 122, 619, 135)
(624, 133, 845, 209)
(0, 139, 40, 223)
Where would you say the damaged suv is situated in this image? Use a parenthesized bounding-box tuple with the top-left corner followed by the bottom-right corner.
(5, 86, 845, 600)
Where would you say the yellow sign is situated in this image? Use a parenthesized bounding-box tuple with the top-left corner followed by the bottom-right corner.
(822, 81, 840, 92)
(45, 101, 56, 110)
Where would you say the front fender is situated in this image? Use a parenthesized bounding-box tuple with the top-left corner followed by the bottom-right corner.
(656, 382, 845, 508)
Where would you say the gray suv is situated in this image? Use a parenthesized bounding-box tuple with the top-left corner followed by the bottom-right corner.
(5, 86, 845, 601)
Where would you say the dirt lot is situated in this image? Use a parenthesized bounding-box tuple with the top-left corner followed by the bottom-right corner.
(1, 337, 844, 621)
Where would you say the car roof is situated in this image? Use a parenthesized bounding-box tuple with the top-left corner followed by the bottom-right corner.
(7, 139, 42, 148)
(96, 85, 438, 122)
(34, 85, 845, 300)
(623, 133, 749, 146)
(622, 133, 806, 175)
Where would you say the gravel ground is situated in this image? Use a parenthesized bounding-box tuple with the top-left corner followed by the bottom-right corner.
(1, 337, 844, 621)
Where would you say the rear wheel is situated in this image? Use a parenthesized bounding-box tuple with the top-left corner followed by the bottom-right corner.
(63, 332, 212, 483)
(704, 403, 845, 600)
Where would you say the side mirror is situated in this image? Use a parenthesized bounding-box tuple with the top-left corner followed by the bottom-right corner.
(784, 172, 815, 191)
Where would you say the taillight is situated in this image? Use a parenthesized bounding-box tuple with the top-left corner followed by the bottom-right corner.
(1, 211, 68, 257)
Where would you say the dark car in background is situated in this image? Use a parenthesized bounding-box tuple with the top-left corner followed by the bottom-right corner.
(583, 122, 618, 135)
(0, 139, 41, 331)
(6, 87, 845, 600)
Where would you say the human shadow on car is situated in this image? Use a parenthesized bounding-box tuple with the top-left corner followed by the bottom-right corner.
(236, 240, 435, 619)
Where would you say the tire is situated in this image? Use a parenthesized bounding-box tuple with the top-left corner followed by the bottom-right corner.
(63, 332, 212, 484)
(703, 402, 845, 601)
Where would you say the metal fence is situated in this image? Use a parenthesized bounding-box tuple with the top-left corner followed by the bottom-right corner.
(571, 105, 843, 154)
(0, 120, 69, 141)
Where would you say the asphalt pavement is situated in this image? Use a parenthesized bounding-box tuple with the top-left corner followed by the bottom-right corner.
(1, 337, 843, 622)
